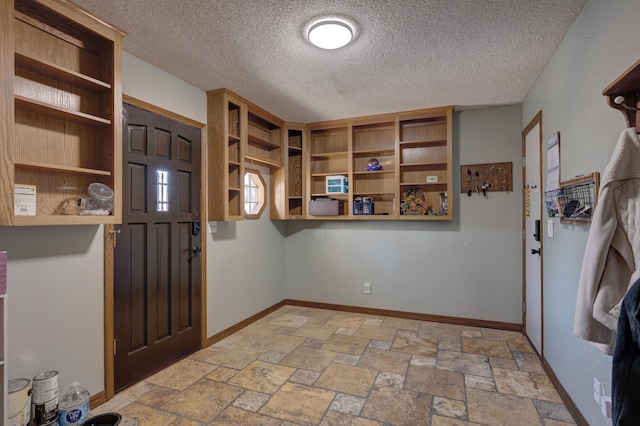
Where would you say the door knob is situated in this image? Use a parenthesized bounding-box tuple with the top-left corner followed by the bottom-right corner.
(188, 246, 201, 262)
(531, 248, 541, 255)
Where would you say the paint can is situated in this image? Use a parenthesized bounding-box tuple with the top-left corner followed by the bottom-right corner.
(8, 378, 32, 426)
(32, 371, 59, 425)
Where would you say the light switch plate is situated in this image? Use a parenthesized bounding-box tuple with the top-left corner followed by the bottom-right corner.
(601, 395, 612, 418)
(208, 221, 217, 233)
(547, 219, 554, 238)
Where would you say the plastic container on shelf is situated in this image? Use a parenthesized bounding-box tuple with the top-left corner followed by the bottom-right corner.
(58, 382, 90, 426)
(78, 183, 113, 215)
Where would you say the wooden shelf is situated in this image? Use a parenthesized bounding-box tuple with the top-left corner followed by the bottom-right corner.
(348, 214, 396, 220)
(400, 161, 448, 168)
(311, 151, 348, 158)
(245, 153, 282, 168)
(311, 193, 348, 197)
(400, 117, 447, 127)
(399, 139, 447, 147)
(248, 133, 281, 150)
(279, 126, 306, 219)
(353, 191, 395, 196)
(400, 182, 448, 186)
(353, 148, 395, 156)
(16, 161, 112, 176)
(353, 170, 394, 175)
(398, 214, 447, 221)
(15, 50, 111, 92)
(247, 109, 283, 168)
(13, 214, 117, 226)
(312, 172, 348, 177)
(207, 91, 245, 221)
(15, 95, 111, 126)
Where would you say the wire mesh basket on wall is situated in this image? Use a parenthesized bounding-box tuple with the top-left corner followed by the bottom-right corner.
(545, 172, 600, 225)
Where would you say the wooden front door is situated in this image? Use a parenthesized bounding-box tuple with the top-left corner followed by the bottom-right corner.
(114, 103, 202, 392)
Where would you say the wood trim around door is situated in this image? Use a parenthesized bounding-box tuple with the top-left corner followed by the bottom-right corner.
(521, 110, 543, 355)
(103, 95, 207, 400)
(103, 223, 115, 400)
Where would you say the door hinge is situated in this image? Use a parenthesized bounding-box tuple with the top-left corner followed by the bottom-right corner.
(114, 338, 117, 356)
(109, 229, 121, 248)
(523, 301, 526, 314)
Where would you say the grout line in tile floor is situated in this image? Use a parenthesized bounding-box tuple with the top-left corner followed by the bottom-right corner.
(93, 306, 577, 425)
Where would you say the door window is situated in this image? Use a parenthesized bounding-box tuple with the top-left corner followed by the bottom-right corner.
(157, 170, 169, 212)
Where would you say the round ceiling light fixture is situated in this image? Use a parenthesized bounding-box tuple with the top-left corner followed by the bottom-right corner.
(308, 20, 354, 50)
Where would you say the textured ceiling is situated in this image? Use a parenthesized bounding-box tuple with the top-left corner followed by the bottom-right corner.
(72, 0, 587, 123)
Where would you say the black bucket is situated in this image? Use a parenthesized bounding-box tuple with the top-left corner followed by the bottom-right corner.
(80, 413, 122, 426)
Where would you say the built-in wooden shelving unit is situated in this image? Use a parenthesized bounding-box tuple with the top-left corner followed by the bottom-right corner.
(0, 0, 125, 226)
(206, 88, 453, 221)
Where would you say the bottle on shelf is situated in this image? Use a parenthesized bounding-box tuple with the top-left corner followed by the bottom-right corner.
(58, 382, 90, 426)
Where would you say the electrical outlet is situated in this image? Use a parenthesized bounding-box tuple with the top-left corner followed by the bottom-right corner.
(594, 378, 602, 404)
(364, 282, 372, 294)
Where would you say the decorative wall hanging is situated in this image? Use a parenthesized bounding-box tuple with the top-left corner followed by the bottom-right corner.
(401, 186, 430, 215)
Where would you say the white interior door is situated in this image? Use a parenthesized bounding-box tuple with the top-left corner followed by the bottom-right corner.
(523, 113, 543, 355)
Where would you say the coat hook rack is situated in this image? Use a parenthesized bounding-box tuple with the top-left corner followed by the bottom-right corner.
(613, 96, 639, 111)
(603, 58, 640, 131)
(460, 162, 512, 196)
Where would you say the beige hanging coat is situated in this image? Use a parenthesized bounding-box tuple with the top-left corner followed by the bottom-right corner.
(574, 128, 640, 354)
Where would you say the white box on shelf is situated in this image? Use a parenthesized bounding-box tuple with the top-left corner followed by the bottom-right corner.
(14, 184, 36, 216)
(326, 175, 348, 193)
(426, 176, 438, 183)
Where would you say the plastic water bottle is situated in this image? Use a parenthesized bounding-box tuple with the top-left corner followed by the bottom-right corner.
(58, 382, 90, 425)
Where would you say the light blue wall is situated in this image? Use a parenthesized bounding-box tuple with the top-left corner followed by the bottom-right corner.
(206, 164, 287, 335)
(284, 104, 524, 324)
(522, 0, 640, 424)
(122, 53, 207, 124)
(0, 226, 105, 396)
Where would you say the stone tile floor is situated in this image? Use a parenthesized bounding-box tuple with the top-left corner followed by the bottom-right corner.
(94, 306, 576, 425)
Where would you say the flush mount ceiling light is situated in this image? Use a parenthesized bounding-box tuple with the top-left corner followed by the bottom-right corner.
(308, 20, 354, 50)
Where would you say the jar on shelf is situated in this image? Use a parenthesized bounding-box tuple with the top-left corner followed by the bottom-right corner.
(78, 183, 113, 215)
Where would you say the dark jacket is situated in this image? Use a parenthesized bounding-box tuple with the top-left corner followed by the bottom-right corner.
(613, 277, 640, 425)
